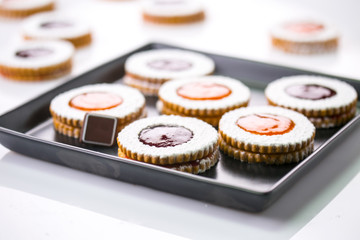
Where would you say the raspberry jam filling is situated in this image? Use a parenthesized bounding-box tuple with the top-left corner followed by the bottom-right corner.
(69, 92, 123, 111)
(236, 114, 295, 135)
(285, 84, 336, 100)
(147, 59, 192, 71)
(176, 82, 231, 100)
(40, 21, 73, 28)
(284, 22, 324, 33)
(15, 48, 53, 58)
(139, 125, 193, 147)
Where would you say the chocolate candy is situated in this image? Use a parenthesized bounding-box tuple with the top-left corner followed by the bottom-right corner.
(81, 113, 118, 146)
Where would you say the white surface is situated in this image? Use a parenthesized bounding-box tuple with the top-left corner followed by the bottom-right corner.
(291, 172, 360, 240)
(0, 0, 360, 239)
(0, 186, 187, 240)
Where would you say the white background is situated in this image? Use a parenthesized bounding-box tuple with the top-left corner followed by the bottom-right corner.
(0, 0, 360, 239)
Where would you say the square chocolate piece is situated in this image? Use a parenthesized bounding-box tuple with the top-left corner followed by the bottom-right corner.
(81, 113, 118, 146)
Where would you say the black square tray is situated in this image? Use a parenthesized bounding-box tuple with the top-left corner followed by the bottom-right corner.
(0, 43, 359, 212)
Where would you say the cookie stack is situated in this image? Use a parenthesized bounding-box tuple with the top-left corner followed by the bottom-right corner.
(50, 84, 146, 138)
(158, 75, 251, 127)
(265, 75, 358, 128)
(123, 49, 215, 96)
(117, 115, 219, 174)
(218, 106, 316, 165)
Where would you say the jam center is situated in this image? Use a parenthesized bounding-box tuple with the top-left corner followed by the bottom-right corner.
(69, 92, 123, 111)
(285, 84, 336, 100)
(40, 21, 73, 29)
(147, 59, 192, 71)
(236, 114, 295, 135)
(15, 48, 53, 58)
(177, 82, 231, 100)
(139, 125, 193, 147)
(285, 22, 324, 33)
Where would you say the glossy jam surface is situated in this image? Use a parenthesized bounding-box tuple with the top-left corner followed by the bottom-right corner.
(139, 125, 193, 147)
(177, 82, 231, 100)
(69, 92, 123, 111)
(15, 48, 53, 58)
(285, 84, 336, 100)
(236, 114, 295, 135)
(147, 59, 192, 71)
(40, 21, 73, 28)
(285, 22, 324, 33)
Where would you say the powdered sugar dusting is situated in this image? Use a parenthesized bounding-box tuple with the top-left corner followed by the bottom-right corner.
(219, 106, 315, 147)
(125, 49, 214, 80)
(159, 75, 250, 110)
(117, 115, 218, 157)
(265, 75, 357, 110)
(50, 84, 145, 120)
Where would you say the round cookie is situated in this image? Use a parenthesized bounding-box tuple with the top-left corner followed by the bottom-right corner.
(218, 106, 316, 164)
(117, 115, 219, 174)
(265, 75, 358, 128)
(158, 75, 251, 126)
(50, 84, 146, 138)
(0, 40, 74, 81)
(123, 49, 215, 96)
(142, 0, 205, 25)
(22, 12, 92, 48)
(0, 0, 55, 18)
(270, 19, 339, 54)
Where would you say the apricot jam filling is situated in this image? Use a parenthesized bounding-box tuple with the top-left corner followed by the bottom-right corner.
(147, 59, 192, 71)
(69, 92, 123, 111)
(285, 84, 336, 100)
(284, 22, 324, 33)
(236, 114, 295, 135)
(139, 125, 193, 147)
(177, 82, 231, 100)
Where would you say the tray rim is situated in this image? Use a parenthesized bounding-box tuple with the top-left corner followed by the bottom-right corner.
(0, 42, 359, 210)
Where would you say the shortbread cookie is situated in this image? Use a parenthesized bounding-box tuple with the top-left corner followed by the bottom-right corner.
(0, 40, 74, 81)
(142, 0, 205, 25)
(270, 19, 339, 54)
(123, 49, 215, 96)
(117, 115, 219, 174)
(158, 75, 250, 126)
(218, 106, 315, 164)
(22, 12, 92, 48)
(50, 84, 146, 139)
(265, 75, 357, 128)
(0, 0, 55, 18)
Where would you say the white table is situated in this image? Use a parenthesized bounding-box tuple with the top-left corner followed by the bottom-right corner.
(1, 0, 360, 239)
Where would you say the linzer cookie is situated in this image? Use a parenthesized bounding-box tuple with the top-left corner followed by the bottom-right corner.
(0, 0, 55, 18)
(0, 40, 74, 81)
(117, 115, 219, 174)
(123, 49, 215, 95)
(142, 0, 205, 25)
(270, 19, 339, 54)
(50, 84, 146, 139)
(265, 75, 357, 128)
(22, 12, 92, 48)
(158, 75, 250, 126)
(219, 106, 316, 165)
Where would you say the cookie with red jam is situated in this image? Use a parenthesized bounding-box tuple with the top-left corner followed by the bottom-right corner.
(219, 106, 315, 164)
(50, 84, 146, 138)
(142, 0, 205, 25)
(117, 115, 219, 174)
(265, 75, 357, 128)
(157, 75, 250, 126)
(270, 19, 339, 54)
(123, 49, 215, 96)
(22, 12, 92, 48)
(0, 0, 55, 18)
(0, 40, 74, 81)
